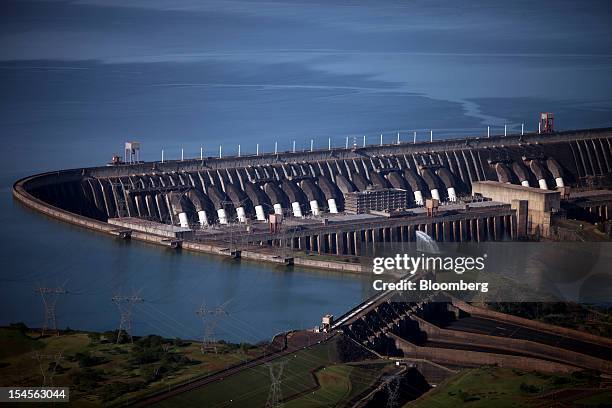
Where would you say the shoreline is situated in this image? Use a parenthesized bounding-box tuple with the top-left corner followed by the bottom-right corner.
(13, 175, 367, 274)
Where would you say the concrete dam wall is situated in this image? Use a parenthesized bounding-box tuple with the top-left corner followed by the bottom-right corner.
(18, 128, 612, 229)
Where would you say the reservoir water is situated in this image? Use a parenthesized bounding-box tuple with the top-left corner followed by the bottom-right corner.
(1, 0, 611, 342)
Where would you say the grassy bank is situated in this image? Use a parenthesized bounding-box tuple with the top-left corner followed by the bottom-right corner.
(408, 366, 607, 408)
(152, 336, 392, 408)
(0, 324, 265, 406)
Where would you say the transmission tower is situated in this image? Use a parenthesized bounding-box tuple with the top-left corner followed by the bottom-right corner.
(35, 286, 67, 336)
(386, 376, 400, 408)
(265, 361, 287, 408)
(112, 293, 144, 343)
(32, 351, 63, 386)
(196, 301, 229, 354)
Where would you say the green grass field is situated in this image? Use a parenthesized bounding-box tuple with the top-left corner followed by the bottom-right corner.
(283, 364, 386, 408)
(574, 390, 612, 407)
(407, 366, 607, 408)
(283, 365, 353, 408)
(153, 338, 391, 408)
(0, 325, 44, 359)
(152, 340, 336, 407)
(9, 325, 605, 408)
(0, 326, 264, 406)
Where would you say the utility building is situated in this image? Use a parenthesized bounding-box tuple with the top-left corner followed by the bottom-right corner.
(344, 188, 410, 214)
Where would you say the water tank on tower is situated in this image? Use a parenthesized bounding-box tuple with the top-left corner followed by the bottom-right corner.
(124, 141, 141, 164)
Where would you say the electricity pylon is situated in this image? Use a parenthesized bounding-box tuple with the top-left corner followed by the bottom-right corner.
(35, 286, 67, 336)
(196, 301, 229, 354)
(265, 361, 287, 408)
(386, 376, 400, 408)
(33, 351, 63, 386)
(112, 293, 143, 343)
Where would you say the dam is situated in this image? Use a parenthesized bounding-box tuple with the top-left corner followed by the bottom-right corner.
(335, 291, 612, 378)
(13, 126, 612, 268)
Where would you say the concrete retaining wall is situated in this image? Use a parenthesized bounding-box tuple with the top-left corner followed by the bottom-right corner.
(293, 257, 365, 272)
(14, 175, 118, 234)
(57, 128, 612, 179)
(411, 315, 611, 373)
(472, 181, 560, 237)
(13, 176, 366, 273)
(400, 358, 458, 385)
(240, 250, 291, 265)
(451, 297, 612, 348)
(390, 333, 576, 373)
